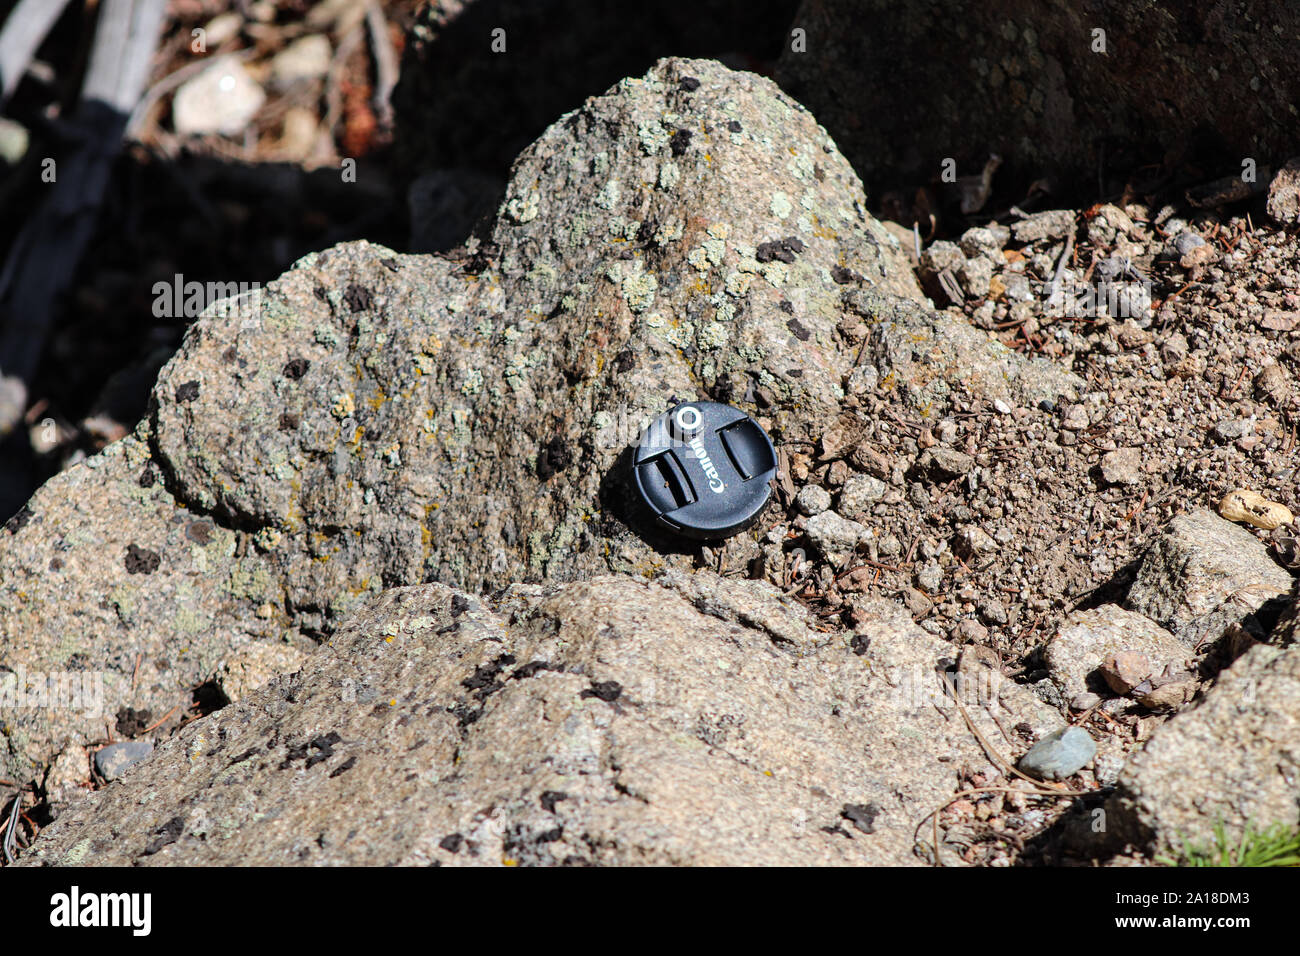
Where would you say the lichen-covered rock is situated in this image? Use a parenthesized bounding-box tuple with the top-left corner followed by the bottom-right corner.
(150, 56, 928, 609)
(1107, 584, 1300, 855)
(1124, 508, 1293, 646)
(21, 572, 1062, 866)
(0, 434, 302, 787)
(0, 57, 1075, 803)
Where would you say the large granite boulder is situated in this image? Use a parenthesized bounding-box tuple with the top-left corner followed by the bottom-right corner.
(21, 571, 1062, 866)
(0, 58, 1075, 829)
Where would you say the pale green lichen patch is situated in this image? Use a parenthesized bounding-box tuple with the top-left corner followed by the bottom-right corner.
(61, 839, 93, 865)
(657, 160, 681, 190)
(724, 271, 752, 297)
(654, 218, 683, 245)
(505, 190, 540, 224)
(761, 261, 789, 286)
(606, 216, 641, 240)
(596, 179, 622, 210)
(504, 351, 537, 392)
(770, 192, 794, 219)
(172, 599, 207, 635)
(228, 561, 277, 602)
(699, 320, 730, 349)
(447, 408, 472, 451)
(460, 368, 484, 395)
(637, 121, 671, 155)
(789, 151, 815, 182)
(661, 319, 694, 348)
(621, 269, 658, 314)
(330, 393, 355, 419)
(703, 237, 727, 266)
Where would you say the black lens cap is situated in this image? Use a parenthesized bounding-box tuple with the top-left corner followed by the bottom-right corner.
(632, 401, 778, 541)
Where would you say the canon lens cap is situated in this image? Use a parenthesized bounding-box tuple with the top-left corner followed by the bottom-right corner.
(632, 401, 778, 541)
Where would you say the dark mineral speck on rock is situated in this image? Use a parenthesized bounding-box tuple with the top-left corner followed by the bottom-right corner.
(123, 543, 160, 574)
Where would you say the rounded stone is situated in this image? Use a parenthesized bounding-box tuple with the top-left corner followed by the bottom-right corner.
(1017, 726, 1096, 781)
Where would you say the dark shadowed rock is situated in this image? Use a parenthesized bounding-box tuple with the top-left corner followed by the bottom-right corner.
(775, 1, 1300, 194)
(393, 0, 800, 178)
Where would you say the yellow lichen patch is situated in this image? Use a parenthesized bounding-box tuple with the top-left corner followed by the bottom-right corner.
(331, 392, 356, 419)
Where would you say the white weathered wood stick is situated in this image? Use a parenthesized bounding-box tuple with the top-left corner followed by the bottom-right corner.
(0, 0, 75, 105)
(365, 0, 399, 131)
(0, 0, 166, 436)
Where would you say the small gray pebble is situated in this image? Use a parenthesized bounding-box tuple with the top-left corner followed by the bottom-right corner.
(1213, 418, 1250, 441)
(1172, 231, 1206, 256)
(1018, 726, 1096, 781)
(977, 598, 1008, 626)
(838, 473, 886, 518)
(95, 740, 154, 780)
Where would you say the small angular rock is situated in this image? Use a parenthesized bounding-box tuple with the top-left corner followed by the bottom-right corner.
(1100, 650, 1152, 694)
(805, 511, 868, 559)
(1099, 448, 1141, 486)
(795, 485, 832, 516)
(1266, 157, 1300, 224)
(1126, 509, 1293, 645)
(94, 741, 154, 781)
(838, 473, 886, 519)
(912, 446, 973, 483)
